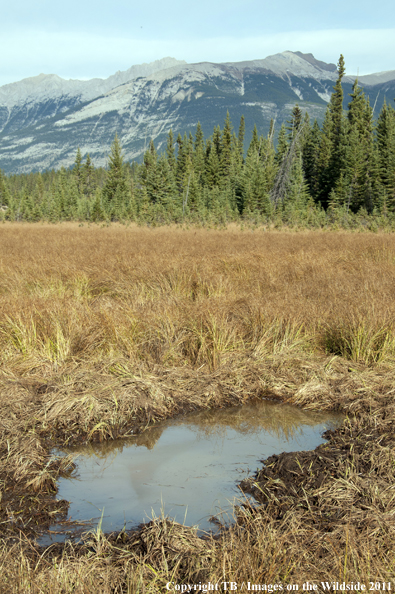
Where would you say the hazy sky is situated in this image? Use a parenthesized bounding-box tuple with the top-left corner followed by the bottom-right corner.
(1, 0, 395, 86)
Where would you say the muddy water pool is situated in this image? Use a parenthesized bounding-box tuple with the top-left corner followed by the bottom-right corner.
(41, 400, 342, 544)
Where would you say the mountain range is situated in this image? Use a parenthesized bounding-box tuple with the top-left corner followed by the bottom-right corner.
(1, 51, 394, 174)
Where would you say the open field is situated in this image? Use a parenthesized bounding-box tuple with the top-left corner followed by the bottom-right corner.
(1, 223, 395, 592)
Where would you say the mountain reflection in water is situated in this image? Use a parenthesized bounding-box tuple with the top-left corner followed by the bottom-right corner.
(42, 399, 342, 545)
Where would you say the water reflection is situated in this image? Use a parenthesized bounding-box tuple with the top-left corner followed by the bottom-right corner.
(42, 399, 342, 545)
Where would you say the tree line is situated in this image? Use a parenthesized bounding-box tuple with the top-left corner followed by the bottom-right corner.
(0, 55, 394, 229)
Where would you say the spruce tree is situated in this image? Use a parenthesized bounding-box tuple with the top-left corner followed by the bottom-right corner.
(348, 79, 366, 132)
(166, 129, 177, 175)
(194, 122, 206, 184)
(316, 109, 334, 207)
(343, 84, 379, 212)
(238, 115, 245, 162)
(175, 133, 187, 194)
(286, 104, 303, 140)
(102, 133, 128, 218)
(303, 119, 321, 199)
(329, 55, 346, 147)
(146, 154, 176, 210)
(325, 54, 347, 202)
(212, 126, 222, 160)
(275, 124, 288, 165)
(82, 154, 95, 196)
(282, 152, 311, 219)
(376, 101, 395, 207)
(0, 170, 10, 209)
(219, 112, 233, 182)
(73, 147, 83, 196)
(91, 189, 105, 222)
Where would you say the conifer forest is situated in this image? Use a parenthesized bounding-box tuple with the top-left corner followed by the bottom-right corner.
(1, 55, 395, 229)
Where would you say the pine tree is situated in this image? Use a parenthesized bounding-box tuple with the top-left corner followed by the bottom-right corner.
(286, 104, 303, 140)
(102, 134, 128, 218)
(205, 139, 220, 188)
(242, 131, 274, 217)
(249, 125, 260, 154)
(166, 129, 177, 175)
(219, 112, 233, 182)
(260, 135, 277, 196)
(91, 189, 105, 222)
(0, 170, 10, 208)
(275, 124, 288, 165)
(359, 98, 380, 211)
(186, 132, 194, 168)
(141, 140, 157, 186)
(212, 126, 222, 160)
(329, 55, 346, 150)
(194, 122, 206, 184)
(324, 54, 347, 201)
(376, 101, 395, 207)
(341, 84, 380, 212)
(175, 133, 187, 194)
(36, 172, 45, 200)
(348, 79, 366, 132)
(283, 152, 311, 214)
(316, 109, 334, 207)
(146, 153, 176, 209)
(82, 154, 95, 196)
(73, 147, 83, 196)
(342, 123, 362, 211)
(238, 115, 245, 162)
(65, 179, 79, 219)
(303, 119, 321, 199)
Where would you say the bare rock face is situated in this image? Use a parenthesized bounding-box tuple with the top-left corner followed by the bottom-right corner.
(0, 52, 393, 174)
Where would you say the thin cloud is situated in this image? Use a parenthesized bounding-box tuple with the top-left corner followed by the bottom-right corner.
(1, 28, 394, 86)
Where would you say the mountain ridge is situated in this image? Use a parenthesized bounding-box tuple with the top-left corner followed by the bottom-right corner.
(0, 57, 186, 107)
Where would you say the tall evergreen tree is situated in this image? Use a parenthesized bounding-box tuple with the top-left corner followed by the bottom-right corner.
(275, 123, 288, 165)
(219, 112, 233, 183)
(73, 147, 83, 196)
(323, 54, 347, 203)
(303, 119, 321, 199)
(286, 104, 303, 140)
(316, 109, 334, 207)
(0, 170, 10, 208)
(329, 54, 346, 149)
(238, 115, 245, 162)
(205, 139, 220, 188)
(82, 154, 95, 196)
(166, 129, 177, 175)
(376, 101, 395, 207)
(194, 122, 206, 184)
(102, 133, 129, 218)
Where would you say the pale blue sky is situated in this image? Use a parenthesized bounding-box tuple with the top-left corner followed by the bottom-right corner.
(1, 0, 395, 86)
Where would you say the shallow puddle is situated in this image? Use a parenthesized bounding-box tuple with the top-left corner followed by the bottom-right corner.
(41, 400, 342, 544)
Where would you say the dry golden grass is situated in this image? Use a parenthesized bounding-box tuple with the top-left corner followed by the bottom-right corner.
(1, 222, 395, 592)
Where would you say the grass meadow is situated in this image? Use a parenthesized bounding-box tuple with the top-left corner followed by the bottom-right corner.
(1, 223, 395, 592)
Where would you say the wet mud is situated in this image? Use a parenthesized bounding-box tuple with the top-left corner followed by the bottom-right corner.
(239, 414, 395, 539)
